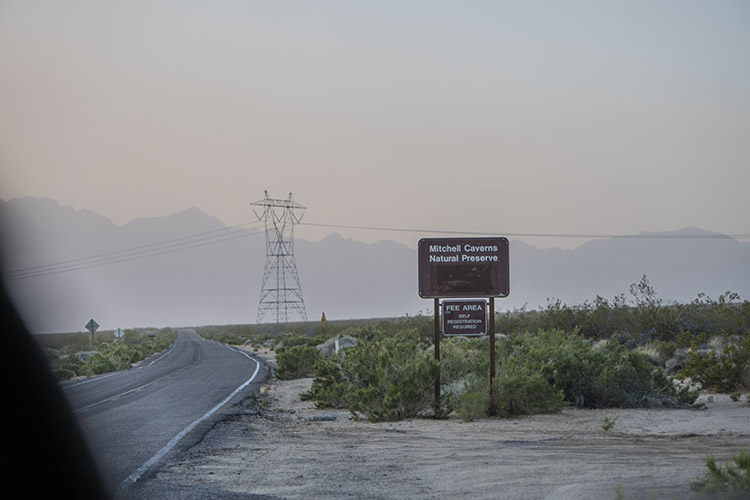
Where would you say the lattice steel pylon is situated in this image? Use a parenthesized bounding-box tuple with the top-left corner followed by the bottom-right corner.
(251, 191, 308, 323)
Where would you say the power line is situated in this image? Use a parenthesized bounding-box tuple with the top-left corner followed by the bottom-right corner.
(3, 223, 263, 281)
(4, 222, 260, 276)
(4, 231, 262, 281)
(4, 217, 748, 283)
(3, 231, 262, 281)
(7, 231, 263, 281)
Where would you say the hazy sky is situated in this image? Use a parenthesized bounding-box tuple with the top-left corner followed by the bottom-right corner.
(1, 1, 748, 249)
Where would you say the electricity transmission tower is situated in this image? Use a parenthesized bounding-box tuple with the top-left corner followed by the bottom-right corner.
(251, 191, 308, 324)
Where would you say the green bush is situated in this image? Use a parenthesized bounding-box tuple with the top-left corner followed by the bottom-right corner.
(452, 376, 491, 421)
(107, 342, 146, 367)
(443, 335, 567, 419)
(494, 278, 749, 345)
(81, 352, 118, 376)
(440, 337, 489, 384)
(46, 329, 176, 380)
(300, 356, 350, 409)
(303, 328, 438, 421)
(692, 449, 750, 499)
(497, 361, 566, 416)
(302, 326, 697, 421)
(275, 345, 321, 380)
(502, 330, 698, 408)
(344, 329, 438, 421)
(681, 335, 750, 393)
(50, 354, 83, 377)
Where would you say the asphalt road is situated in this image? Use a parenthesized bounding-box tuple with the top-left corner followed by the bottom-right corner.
(63, 329, 266, 499)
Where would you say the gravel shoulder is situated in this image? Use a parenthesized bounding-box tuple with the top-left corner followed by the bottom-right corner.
(151, 347, 750, 500)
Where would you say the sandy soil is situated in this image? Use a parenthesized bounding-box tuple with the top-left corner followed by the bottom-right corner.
(155, 347, 750, 500)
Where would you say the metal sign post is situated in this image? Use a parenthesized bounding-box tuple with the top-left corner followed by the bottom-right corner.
(433, 298, 440, 415)
(489, 297, 496, 415)
(419, 237, 509, 417)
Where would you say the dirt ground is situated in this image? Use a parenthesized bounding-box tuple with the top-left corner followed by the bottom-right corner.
(155, 348, 750, 500)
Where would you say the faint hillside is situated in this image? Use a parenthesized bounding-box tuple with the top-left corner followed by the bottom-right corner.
(1, 197, 749, 332)
(296, 233, 417, 321)
(509, 227, 750, 309)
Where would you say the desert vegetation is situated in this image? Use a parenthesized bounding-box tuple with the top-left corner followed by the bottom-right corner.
(496, 277, 750, 395)
(37, 279, 750, 499)
(40, 328, 176, 380)
(225, 276, 749, 423)
(297, 327, 698, 422)
(691, 449, 750, 499)
(45, 276, 749, 419)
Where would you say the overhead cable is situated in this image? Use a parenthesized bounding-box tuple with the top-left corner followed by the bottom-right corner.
(3, 223, 263, 281)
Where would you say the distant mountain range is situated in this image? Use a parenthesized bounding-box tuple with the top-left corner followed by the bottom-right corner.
(1, 197, 749, 333)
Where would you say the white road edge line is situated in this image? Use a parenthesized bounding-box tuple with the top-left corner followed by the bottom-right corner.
(123, 347, 261, 485)
(147, 342, 177, 367)
(62, 371, 118, 388)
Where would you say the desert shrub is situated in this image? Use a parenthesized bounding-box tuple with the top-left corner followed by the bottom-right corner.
(495, 279, 750, 348)
(300, 356, 350, 409)
(281, 335, 322, 348)
(81, 352, 118, 376)
(682, 292, 750, 340)
(106, 342, 145, 367)
(452, 376, 492, 421)
(691, 449, 750, 499)
(503, 330, 697, 408)
(275, 345, 320, 380)
(497, 360, 566, 417)
(440, 337, 488, 385)
(592, 343, 680, 408)
(503, 330, 602, 407)
(681, 334, 750, 392)
(635, 343, 665, 366)
(656, 339, 677, 362)
(442, 335, 567, 419)
(122, 329, 142, 344)
(303, 326, 698, 422)
(97, 333, 174, 371)
(344, 329, 438, 421)
(50, 354, 83, 378)
(304, 328, 438, 421)
(387, 313, 435, 343)
(46, 329, 176, 379)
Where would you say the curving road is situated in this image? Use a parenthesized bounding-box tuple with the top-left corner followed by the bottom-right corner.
(62, 329, 265, 498)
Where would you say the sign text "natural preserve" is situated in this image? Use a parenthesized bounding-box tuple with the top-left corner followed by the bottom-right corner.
(428, 243, 500, 263)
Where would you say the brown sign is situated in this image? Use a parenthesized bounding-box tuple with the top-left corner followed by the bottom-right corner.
(418, 237, 509, 298)
(442, 300, 487, 336)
